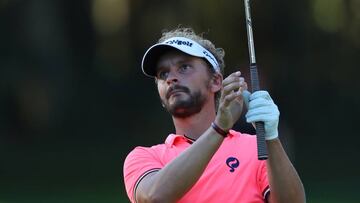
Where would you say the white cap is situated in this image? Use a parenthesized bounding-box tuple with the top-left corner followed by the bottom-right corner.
(141, 37, 220, 77)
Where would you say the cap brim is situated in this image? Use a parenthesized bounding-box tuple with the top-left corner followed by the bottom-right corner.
(141, 37, 219, 77)
(141, 45, 176, 77)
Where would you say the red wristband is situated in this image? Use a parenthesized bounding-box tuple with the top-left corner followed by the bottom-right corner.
(211, 122, 228, 137)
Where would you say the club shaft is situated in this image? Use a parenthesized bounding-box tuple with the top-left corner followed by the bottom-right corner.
(244, 0, 256, 64)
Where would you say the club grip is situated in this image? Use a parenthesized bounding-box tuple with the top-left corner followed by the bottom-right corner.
(250, 63, 268, 160)
(255, 122, 268, 160)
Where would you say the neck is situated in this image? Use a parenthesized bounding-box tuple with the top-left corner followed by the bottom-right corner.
(172, 101, 216, 140)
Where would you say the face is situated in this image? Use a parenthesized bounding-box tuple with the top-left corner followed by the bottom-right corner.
(155, 50, 215, 118)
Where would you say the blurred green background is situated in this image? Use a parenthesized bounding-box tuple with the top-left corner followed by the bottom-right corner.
(0, 0, 359, 202)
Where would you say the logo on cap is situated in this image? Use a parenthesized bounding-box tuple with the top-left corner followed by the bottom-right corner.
(165, 39, 193, 47)
(203, 50, 218, 67)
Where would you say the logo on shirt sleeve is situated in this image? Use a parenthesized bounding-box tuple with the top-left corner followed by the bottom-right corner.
(226, 157, 240, 172)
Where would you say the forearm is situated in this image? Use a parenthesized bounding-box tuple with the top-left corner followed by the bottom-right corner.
(266, 138, 306, 203)
(138, 127, 223, 202)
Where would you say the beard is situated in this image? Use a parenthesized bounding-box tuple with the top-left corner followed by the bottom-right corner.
(161, 85, 208, 118)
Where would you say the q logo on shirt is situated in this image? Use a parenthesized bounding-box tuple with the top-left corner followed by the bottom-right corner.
(226, 157, 240, 172)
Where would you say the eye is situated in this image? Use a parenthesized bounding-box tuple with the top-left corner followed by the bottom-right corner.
(156, 70, 168, 80)
(179, 64, 191, 73)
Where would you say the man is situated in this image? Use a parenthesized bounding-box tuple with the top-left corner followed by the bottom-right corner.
(123, 27, 305, 203)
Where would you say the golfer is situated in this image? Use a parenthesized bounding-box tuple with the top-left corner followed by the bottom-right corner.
(123, 27, 305, 203)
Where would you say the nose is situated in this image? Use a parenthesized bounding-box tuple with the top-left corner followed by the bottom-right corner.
(166, 70, 179, 85)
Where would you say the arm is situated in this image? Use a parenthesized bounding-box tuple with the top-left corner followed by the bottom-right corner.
(245, 91, 305, 203)
(136, 72, 247, 203)
(267, 139, 306, 203)
(136, 127, 224, 203)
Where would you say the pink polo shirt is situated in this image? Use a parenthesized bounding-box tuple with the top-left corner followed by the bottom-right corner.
(123, 130, 270, 203)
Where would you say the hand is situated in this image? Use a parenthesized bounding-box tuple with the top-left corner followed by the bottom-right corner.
(245, 91, 280, 140)
(215, 71, 248, 130)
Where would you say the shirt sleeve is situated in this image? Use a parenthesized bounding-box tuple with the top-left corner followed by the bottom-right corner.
(257, 160, 270, 200)
(123, 146, 164, 203)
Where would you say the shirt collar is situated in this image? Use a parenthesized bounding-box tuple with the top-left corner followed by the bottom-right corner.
(164, 130, 236, 146)
(164, 134, 189, 146)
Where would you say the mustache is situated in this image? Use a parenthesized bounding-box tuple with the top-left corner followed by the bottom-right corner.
(166, 85, 190, 99)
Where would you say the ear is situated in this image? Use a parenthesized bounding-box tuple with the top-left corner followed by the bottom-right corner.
(210, 73, 223, 93)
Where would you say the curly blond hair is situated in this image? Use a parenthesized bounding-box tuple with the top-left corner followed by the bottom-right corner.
(158, 27, 225, 110)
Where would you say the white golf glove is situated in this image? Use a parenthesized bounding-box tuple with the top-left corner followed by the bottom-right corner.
(243, 90, 280, 140)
